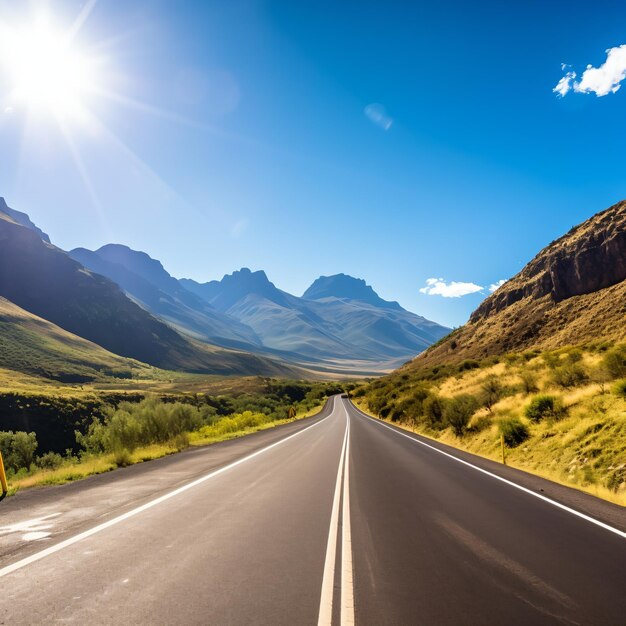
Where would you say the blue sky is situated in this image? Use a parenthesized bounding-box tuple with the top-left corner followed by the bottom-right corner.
(0, 0, 625, 327)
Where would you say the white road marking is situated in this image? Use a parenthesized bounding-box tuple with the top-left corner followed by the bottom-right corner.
(0, 512, 61, 542)
(317, 406, 349, 626)
(351, 403, 626, 541)
(340, 406, 355, 626)
(0, 405, 335, 579)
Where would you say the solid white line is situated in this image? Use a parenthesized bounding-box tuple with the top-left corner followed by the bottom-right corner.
(0, 404, 336, 579)
(317, 404, 349, 626)
(349, 403, 626, 541)
(340, 406, 355, 626)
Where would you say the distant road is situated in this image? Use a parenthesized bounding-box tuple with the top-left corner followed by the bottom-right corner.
(1, 396, 626, 624)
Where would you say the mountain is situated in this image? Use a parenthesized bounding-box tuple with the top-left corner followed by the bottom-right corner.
(303, 273, 402, 310)
(0, 211, 297, 377)
(69, 245, 262, 350)
(412, 200, 626, 368)
(183, 269, 360, 360)
(0, 296, 151, 383)
(0, 197, 50, 242)
(183, 269, 450, 371)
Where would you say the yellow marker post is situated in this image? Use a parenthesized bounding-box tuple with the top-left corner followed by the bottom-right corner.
(501, 434, 506, 465)
(0, 450, 8, 500)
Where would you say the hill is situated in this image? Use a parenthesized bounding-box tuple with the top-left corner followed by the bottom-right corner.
(0, 210, 298, 377)
(412, 200, 626, 368)
(0, 296, 153, 383)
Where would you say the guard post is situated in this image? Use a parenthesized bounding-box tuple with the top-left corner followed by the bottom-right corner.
(0, 450, 8, 501)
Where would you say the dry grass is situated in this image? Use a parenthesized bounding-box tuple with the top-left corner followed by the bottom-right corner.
(359, 347, 626, 507)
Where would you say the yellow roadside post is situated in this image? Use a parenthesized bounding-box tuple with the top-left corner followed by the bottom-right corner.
(0, 450, 8, 501)
(500, 434, 506, 465)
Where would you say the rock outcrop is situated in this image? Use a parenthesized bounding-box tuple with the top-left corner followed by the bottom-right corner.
(472, 200, 626, 322)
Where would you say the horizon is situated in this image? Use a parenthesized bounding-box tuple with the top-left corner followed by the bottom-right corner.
(2, 1, 626, 328)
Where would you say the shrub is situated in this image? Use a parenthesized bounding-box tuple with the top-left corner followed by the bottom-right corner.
(591, 365, 613, 393)
(524, 395, 564, 422)
(113, 448, 133, 467)
(565, 348, 584, 363)
(550, 363, 588, 388)
(0, 431, 38, 473)
(602, 345, 626, 379)
(423, 395, 445, 429)
(444, 394, 478, 436)
(542, 352, 561, 369)
(613, 379, 626, 399)
(77, 397, 207, 455)
(519, 370, 539, 394)
(36, 451, 65, 470)
(480, 375, 503, 413)
(458, 360, 480, 372)
(498, 417, 529, 447)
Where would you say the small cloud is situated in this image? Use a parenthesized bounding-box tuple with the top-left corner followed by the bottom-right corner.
(419, 277, 483, 298)
(3, 106, 13, 115)
(231, 218, 249, 238)
(555, 44, 626, 97)
(488, 279, 507, 293)
(364, 103, 393, 130)
(553, 67, 576, 97)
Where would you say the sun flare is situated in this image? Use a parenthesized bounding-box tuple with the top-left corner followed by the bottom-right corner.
(0, 16, 100, 121)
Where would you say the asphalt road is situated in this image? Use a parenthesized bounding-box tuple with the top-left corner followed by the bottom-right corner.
(1, 396, 625, 625)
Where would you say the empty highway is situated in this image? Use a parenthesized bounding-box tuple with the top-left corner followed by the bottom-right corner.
(1, 396, 625, 625)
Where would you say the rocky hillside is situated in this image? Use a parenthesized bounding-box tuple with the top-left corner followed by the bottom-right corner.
(413, 200, 626, 367)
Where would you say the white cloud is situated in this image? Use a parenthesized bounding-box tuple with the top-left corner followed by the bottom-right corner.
(555, 45, 626, 97)
(553, 67, 576, 96)
(488, 279, 506, 293)
(364, 103, 393, 130)
(3, 106, 13, 115)
(419, 277, 484, 298)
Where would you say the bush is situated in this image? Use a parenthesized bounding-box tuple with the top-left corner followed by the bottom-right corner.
(444, 394, 478, 436)
(480, 375, 503, 412)
(613, 379, 626, 399)
(0, 431, 38, 473)
(524, 395, 564, 422)
(550, 363, 588, 388)
(519, 370, 539, 394)
(602, 345, 626, 379)
(458, 360, 480, 372)
(423, 395, 445, 429)
(77, 397, 207, 455)
(36, 451, 65, 470)
(498, 417, 529, 447)
(113, 448, 133, 467)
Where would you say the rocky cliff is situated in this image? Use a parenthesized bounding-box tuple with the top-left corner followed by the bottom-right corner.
(409, 200, 626, 368)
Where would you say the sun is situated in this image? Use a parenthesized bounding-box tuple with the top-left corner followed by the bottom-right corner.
(0, 16, 100, 121)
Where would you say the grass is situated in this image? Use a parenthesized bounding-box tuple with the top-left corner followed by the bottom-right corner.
(6, 404, 323, 495)
(358, 344, 626, 507)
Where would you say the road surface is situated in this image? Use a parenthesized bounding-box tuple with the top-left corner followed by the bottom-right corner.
(1, 396, 625, 625)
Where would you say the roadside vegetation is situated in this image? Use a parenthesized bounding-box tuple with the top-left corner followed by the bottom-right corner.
(1, 379, 354, 495)
(355, 343, 626, 506)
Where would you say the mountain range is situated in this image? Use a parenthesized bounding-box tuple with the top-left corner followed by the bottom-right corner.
(0, 198, 449, 379)
(0, 205, 299, 378)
